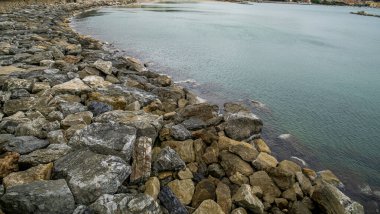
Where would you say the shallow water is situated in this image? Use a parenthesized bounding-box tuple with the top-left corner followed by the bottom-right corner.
(72, 2, 380, 211)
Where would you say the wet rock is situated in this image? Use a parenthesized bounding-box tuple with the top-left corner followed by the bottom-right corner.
(153, 75, 172, 87)
(302, 168, 317, 181)
(232, 184, 264, 214)
(153, 146, 186, 173)
(312, 181, 364, 214)
(53, 149, 131, 204)
(69, 122, 136, 161)
(158, 186, 188, 214)
(224, 102, 250, 114)
(170, 124, 192, 140)
(162, 140, 195, 163)
(52, 78, 91, 95)
(224, 111, 263, 141)
(249, 171, 281, 203)
(216, 182, 232, 214)
(122, 56, 148, 72)
(0, 179, 75, 214)
(130, 137, 152, 184)
(89, 193, 162, 214)
(3, 163, 53, 189)
(0, 152, 19, 178)
(193, 199, 225, 214)
(145, 177, 160, 200)
(252, 152, 278, 171)
(18, 144, 72, 166)
(220, 151, 254, 177)
(87, 101, 113, 116)
(94, 59, 112, 75)
(318, 170, 343, 187)
(167, 179, 195, 205)
(4, 136, 49, 154)
(253, 138, 271, 153)
(192, 179, 216, 208)
(61, 111, 93, 128)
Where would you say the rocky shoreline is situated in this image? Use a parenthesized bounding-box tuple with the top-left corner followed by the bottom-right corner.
(0, 1, 365, 214)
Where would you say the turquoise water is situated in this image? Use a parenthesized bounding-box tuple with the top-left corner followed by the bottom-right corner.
(73, 2, 380, 209)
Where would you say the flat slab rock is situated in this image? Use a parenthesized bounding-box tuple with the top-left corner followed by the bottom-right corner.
(53, 149, 131, 205)
(0, 179, 75, 214)
(4, 136, 49, 154)
(18, 144, 72, 166)
(68, 122, 137, 162)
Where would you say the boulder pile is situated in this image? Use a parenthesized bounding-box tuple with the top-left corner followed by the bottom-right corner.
(0, 1, 364, 214)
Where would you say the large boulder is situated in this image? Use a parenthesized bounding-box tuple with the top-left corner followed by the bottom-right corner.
(68, 122, 137, 161)
(0, 179, 75, 214)
(4, 136, 49, 155)
(53, 149, 131, 204)
(2, 163, 53, 188)
(224, 111, 263, 141)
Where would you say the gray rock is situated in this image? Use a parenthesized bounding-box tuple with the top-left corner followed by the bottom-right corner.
(3, 78, 33, 92)
(47, 129, 67, 144)
(53, 149, 131, 204)
(4, 136, 49, 154)
(72, 205, 93, 214)
(232, 184, 264, 214)
(14, 117, 49, 138)
(25, 51, 53, 65)
(69, 122, 136, 161)
(89, 193, 162, 214)
(153, 146, 186, 173)
(19, 144, 72, 166)
(224, 111, 263, 141)
(181, 117, 206, 130)
(170, 124, 192, 140)
(94, 59, 112, 75)
(0, 179, 75, 214)
(87, 101, 113, 116)
(158, 186, 188, 214)
(10, 89, 30, 99)
(58, 102, 88, 116)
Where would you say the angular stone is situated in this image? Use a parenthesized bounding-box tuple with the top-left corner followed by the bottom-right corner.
(202, 142, 219, 164)
(3, 96, 52, 116)
(0, 152, 19, 178)
(61, 111, 93, 128)
(289, 201, 312, 214)
(87, 101, 113, 117)
(216, 182, 232, 214)
(232, 184, 264, 214)
(32, 82, 51, 93)
(153, 147, 186, 173)
(158, 186, 188, 214)
(208, 163, 225, 178)
(178, 168, 193, 180)
(83, 75, 112, 88)
(224, 111, 263, 141)
(318, 170, 342, 187)
(295, 172, 313, 196)
(66, 44, 82, 55)
(58, 102, 87, 116)
(249, 171, 281, 203)
(3, 163, 53, 188)
(278, 160, 302, 175)
(47, 130, 67, 144)
(170, 124, 192, 141)
(269, 166, 296, 191)
(252, 152, 278, 171)
(52, 78, 91, 95)
(145, 177, 160, 200)
(53, 149, 131, 204)
(192, 179, 216, 208)
(193, 200, 225, 214)
(130, 137, 152, 184)
(18, 144, 72, 166)
(78, 66, 100, 79)
(162, 140, 195, 163)
(3, 78, 33, 92)
(0, 179, 75, 214)
(168, 179, 195, 205)
(65, 124, 87, 140)
(122, 56, 148, 72)
(94, 59, 112, 75)
(229, 141, 259, 162)
(68, 122, 136, 161)
(178, 103, 218, 122)
(229, 172, 249, 185)
(220, 151, 254, 177)
(14, 117, 49, 138)
(253, 139, 271, 153)
(231, 207, 248, 214)
(4, 136, 49, 155)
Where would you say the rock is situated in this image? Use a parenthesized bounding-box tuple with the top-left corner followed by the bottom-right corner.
(83, 75, 112, 88)
(32, 82, 50, 93)
(25, 51, 53, 65)
(193, 199, 225, 214)
(158, 186, 188, 214)
(295, 172, 313, 196)
(153, 75, 172, 87)
(89, 193, 162, 214)
(52, 78, 91, 95)
(18, 144, 71, 166)
(229, 141, 259, 162)
(94, 110, 163, 141)
(312, 181, 364, 214)
(252, 152, 278, 171)
(178, 103, 218, 122)
(68, 122, 136, 161)
(3, 78, 33, 92)
(278, 160, 301, 174)
(53, 149, 131, 204)
(0, 66, 26, 75)
(318, 170, 343, 187)
(10, 89, 30, 99)
(253, 139, 271, 153)
(162, 140, 195, 163)
(66, 44, 82, 55)
(0, 179, 75, 214)
(269, 167, 296, 191)
(94, 59, 112, 75)
(3, 163, 53, 189)
(249, 171, 281, 203)
(122, 56, 148, 72)
(153, 146, 186, 173)
(47, 111, 64, 121)
(65, 124, 87, 139)
(14, 116, 50, 138)
(192, 179, 216, 208)
(130, 137, 152, 184)
(224, 111, 263, 141)
(231, 207, 247, 214)
(216, 182, 232, 214)
(4, 136, 49, 155)
(167, 179, 195, 205)
(47, 129, 67, 144)
(229, 172, 249, 185)
(303, 168, 317, 181)
(87, 101, 113, 116)
(232, 184, 264, 214)
(72, 205, 92, 214)
(202, 142, 219, 164)
(208, 163, 225, 178)
(282, 186, 297, 201)
(170, 124, 192, 141)
(274, 198, 288, 209)
(61, 111, 93, 128)
(145, 177, 160, 200)
(181, 117, 206, 130)
(78, 66, 100, 78)
(178, 168, 193, 180)
(289, 201, 312, 214)
(219, 151, 254, 177)
(0, 152, 19, 178)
